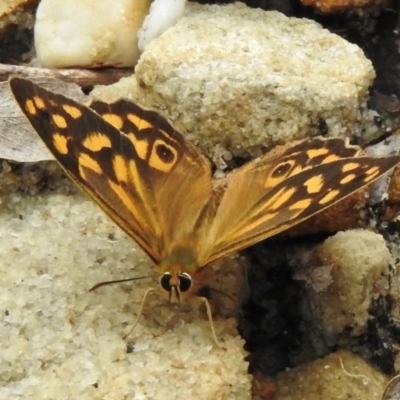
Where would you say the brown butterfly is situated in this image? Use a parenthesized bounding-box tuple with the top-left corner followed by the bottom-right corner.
(9, 77, 400, 345)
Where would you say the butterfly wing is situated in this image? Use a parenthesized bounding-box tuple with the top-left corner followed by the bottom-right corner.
(88, 98, 213, 257)
(197, 138, 400, 265)
(9, 78, 212, 264)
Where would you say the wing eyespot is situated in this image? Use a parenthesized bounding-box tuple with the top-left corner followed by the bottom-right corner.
(156, 143, 175, 163)
(271, 161, 293, 178)
(148, 140, 178, 172)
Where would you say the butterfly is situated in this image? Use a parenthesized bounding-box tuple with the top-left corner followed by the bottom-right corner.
(9, 77, 400, 345)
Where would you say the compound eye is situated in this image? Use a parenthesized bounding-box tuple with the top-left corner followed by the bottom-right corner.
(178, 273, 192, 292)
(160, 272, 172, 292)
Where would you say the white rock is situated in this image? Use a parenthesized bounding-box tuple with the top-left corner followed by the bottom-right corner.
(138, 0, 186, 52)
(34, 0, 151, 68)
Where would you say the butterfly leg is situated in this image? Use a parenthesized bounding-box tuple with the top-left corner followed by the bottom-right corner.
(124, 288, 225, 348)
(199, 296, 225, 348)
(123, 287, 162, 340)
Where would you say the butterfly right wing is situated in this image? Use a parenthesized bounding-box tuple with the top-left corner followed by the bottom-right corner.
(197, 137, 400, 266)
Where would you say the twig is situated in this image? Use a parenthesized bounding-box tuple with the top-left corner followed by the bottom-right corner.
(0, 63, 134, 87)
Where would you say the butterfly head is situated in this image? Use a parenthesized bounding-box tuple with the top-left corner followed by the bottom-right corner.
(160, 271, 193, 302)
(157, 246, 203, 302)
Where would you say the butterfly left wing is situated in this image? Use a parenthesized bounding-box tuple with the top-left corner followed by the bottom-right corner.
(197, 138, 400, 265)
(9, 78, 212, 264)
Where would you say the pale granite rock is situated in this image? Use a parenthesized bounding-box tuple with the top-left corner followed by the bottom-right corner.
(93, 2, 377, 163)
(298, 229, 392, 345)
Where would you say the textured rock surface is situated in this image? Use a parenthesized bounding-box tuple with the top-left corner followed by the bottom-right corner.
(299, 229, 392, 344)
(0, 162, 250, 400)
(92, 2, 376, 162)
(273, 350, 388, 400)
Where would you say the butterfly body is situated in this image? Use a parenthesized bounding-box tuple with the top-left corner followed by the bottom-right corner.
(9, 77, 400, 307)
